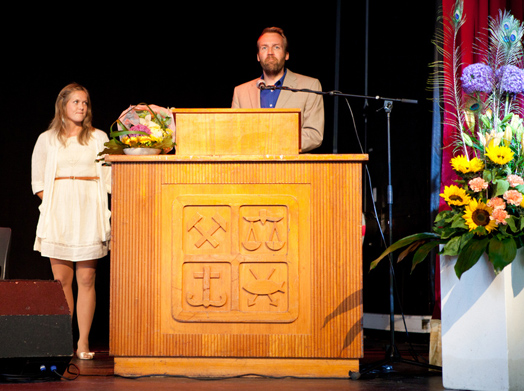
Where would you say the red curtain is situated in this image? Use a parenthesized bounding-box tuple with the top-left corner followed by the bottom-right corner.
(435, 0, 524, 319)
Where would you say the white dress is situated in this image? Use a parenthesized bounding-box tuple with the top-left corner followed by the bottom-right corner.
(34, 136, 109, 261)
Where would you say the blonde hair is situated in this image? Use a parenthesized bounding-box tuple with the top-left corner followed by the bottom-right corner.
(258, 27, 289, 53)
(49, 83, 94, 146)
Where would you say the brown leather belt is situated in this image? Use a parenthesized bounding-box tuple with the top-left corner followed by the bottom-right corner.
(55, 176, 99, 181)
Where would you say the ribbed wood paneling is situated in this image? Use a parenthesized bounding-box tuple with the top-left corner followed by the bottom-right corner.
(109, 155, 365, 362)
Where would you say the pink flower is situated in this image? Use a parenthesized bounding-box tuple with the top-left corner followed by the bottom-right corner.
(468, 177, 489, 192)
(507, 174, 524, 187)
(487, 197, 506, 210)
(128, 124, 151, 137)
(491, 208, 509, 225)
(503, 190, 523, 206)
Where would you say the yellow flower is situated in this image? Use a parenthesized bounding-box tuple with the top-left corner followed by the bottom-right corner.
(468, 157, 484, 172)
(485, 143, 514, 165)
(450, 155, 484, 173)
(121, 136, 135, 145)
(440, 185, 471, 206)
(137, 135, 152, 143)
(463, 199, 497, 234)
(451, 155, 470, 173)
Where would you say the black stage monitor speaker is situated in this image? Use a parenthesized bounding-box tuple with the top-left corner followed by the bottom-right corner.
(0, 280, 73, 381)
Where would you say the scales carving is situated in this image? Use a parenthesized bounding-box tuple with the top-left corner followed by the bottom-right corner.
(242, 209, 286, 251)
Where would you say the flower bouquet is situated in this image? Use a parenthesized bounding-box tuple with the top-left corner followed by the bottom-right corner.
(99, 103, 175, 156)
(371, 2, 524, 279)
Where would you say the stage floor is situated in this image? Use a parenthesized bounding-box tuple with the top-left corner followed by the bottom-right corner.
(0, 334, 446, 390)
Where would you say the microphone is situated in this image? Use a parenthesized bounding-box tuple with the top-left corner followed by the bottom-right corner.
(256, 79, 267, 90)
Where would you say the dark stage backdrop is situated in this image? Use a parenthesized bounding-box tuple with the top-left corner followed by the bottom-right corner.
(0, 1, 439, 346)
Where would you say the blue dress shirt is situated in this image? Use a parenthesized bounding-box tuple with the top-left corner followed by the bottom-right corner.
(260, 70, 287, 108)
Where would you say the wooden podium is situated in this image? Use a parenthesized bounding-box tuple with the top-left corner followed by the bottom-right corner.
(172, 108, 302, 155)
(107, 109, 367, 378)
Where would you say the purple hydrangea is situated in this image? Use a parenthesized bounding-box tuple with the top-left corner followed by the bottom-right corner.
(496, 65, 524, 94)
(461, 63, 494, 94)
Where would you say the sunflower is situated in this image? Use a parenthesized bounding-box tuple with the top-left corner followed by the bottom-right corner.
(440, 185, 471, 206)
(485, 143, 514, 165)
(468, 157, 484, 172)
(450, 155, 485, 173)
(463, 199, 498, 234)
(450, 155, 470, 173)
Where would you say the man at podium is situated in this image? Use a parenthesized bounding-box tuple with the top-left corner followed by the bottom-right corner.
(232, 27, 324, 153)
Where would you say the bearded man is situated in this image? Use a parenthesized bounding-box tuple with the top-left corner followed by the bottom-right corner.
(232, 27, 324, 153)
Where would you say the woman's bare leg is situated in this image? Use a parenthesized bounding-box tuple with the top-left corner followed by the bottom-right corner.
(50, 258, 75, 317)
(75, 259, 98, 354)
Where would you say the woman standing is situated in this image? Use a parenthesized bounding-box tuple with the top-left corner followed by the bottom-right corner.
(31, 83, 111, 360)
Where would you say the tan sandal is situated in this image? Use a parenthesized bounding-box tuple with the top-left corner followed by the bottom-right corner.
(77, 351, 95, 360)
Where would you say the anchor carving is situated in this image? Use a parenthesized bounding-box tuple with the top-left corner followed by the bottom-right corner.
(243, 268, 285, 307)
(186, 265, 227, 308)
(187, 212, 228, 248)
(242, 209, 286, 251)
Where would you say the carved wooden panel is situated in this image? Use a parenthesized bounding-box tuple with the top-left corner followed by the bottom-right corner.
(162, 187, 307, 332)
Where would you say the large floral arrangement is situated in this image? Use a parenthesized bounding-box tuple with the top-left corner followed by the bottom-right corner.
(99, 103, 175, 155)
(371, 1, 524, 278)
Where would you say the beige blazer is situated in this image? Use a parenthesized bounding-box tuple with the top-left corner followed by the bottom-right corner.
(232, 69, 324, 152)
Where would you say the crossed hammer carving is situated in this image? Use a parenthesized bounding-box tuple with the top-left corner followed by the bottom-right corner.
(187, 212, 228, 248)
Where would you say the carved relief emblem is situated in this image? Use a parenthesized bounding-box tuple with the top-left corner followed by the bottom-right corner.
(187, 212, 228, 249)
(186, 265, 227, 308)
(243, 267, 285, 307)
(174, 196, 298, 323)
(242, 209, 286, 251)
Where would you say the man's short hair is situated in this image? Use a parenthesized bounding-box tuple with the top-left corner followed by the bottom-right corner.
(257, 27, 288, 53)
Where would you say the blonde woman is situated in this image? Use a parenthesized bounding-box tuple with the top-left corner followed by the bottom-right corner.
(31, 83, 111, 360)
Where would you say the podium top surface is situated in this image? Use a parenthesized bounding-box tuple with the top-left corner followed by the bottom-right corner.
(105, 154, 368, 163)
(172, 108, 301, 114)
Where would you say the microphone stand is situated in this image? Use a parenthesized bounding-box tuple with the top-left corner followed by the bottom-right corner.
(263, 84, 441, 378)
(353, 100, 442, 380)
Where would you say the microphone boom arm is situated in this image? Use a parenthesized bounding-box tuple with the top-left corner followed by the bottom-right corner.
(262, 84, 418, 105)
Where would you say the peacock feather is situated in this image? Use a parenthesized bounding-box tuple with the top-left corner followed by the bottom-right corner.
(430, 0, 470, 158)
(452, 0, 464, 29)
(491, 10, 524, 66)
(430, 1, 524, 160)
(485, 11, 524, 132)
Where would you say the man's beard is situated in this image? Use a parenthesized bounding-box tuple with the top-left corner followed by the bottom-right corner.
(261, 57, 285, 76)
